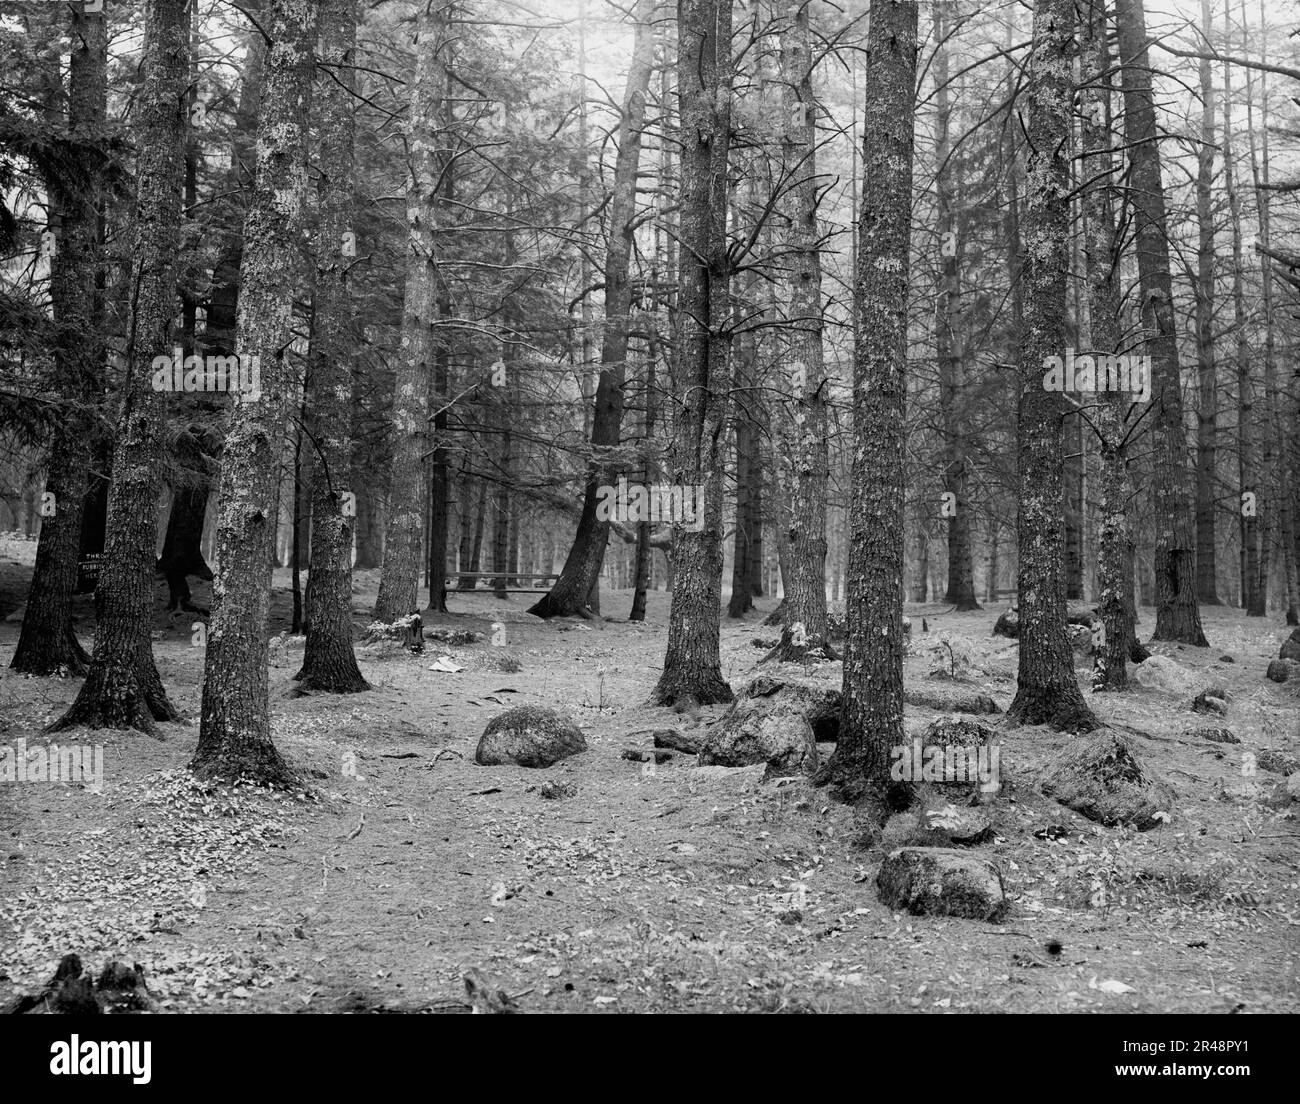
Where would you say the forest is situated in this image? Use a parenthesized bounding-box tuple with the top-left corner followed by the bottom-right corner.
(0, 0, 1297, 1019)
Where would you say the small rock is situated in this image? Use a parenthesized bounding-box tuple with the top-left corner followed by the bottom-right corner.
(1066, 623, 1093, 655)
(621, 747, 672, 764)
(1187, 727, 1239, 744)
(1133, 655, 1193, 694)
(1220, 655, 1235, 663)
(1258, 775, 1300, 811)
(1192, 687, 1229, 716)
(875, 847, 1008, 922)
(992, 609, 1019, 639)
(539, 780, 576, 800)
(1256, 749, 1300, 776)
(652, 728, 702, 754)
(1266, 658, 1300, 683)
(912, 803, 994, 846)
(474, 706, 587, 768)
(687, 763, 767, 790)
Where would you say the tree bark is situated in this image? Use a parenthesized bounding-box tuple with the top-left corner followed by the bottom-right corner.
(933, 2, 980, 614)
(295, 0, 368, 694)
(769, 0, 835, 658)
(50, 0, 188, 733)
(530, 0, 656, 619)
(374, 5, 444, 622)
(191, 0, 320, 782)
(1081, 0, 1137, 691)
(427, 65, 456, 615)
(1007, 0, 1098, 731)
(819, 0, 917, 800)
(651, 0, 734, 706)
(1221, 27, 1256, 611)
(1194, 0, 1221, 606)
(157, 425, 216, 615)
(1240, 0, 1292, 620)
(727, 302, 758, 619)
(12, 2, 105, 676)
(1116, 0, 1208, 645)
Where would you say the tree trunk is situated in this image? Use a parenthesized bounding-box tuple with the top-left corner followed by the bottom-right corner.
(769, 0, 834, 658)
(1240, 0, 1290, 619)
(50, 0, 188, 733)
(12, 3, 105, 676)
(728, 266, 759, 619)
(630, 324, 659, 622)
(1194, 0, 1220, 606)
(1081, 0, 1136, 691)
(468, 475, 487, 581)
(289, 417, 306, 633)
(374, 6, 443, 622)
(353, 486, 381, 568)
(427, 85, 455, 615)
(819, 0, 916, 800)
(1221, 28, 1256, 611)
(651, 0, 734, 706)
(492, 387, 512, 600)
(157, 425, 216, 615)
(1116, 0, 1208, 646)
(933, 3, 980, 614)
(191, 0, 320, 782)
(530, 0, 656, 619)
(1007, 0, 1098, 731)
(295, 0, 368, 694)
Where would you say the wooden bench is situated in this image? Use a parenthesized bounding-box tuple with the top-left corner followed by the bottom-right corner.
(444, 572, 560, 594)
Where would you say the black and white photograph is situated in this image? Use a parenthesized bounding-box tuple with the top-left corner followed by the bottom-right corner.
(0, 0, 1295, 1046)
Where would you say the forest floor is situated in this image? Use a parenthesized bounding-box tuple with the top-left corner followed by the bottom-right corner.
(0, 536, 1297, 1013)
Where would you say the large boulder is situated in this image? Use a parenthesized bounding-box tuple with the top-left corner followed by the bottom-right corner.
(1280, 628, 1300, 663)
(740, 675, 841, 742)
(698, 694, 818, 777)
(1133, 655, 1193, 695)
(1038, 730, 1175, 830)
(475, 706, 587, 768)
(876, 848, 1008, 921)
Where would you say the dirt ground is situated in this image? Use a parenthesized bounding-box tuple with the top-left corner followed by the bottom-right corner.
(1, 536, 1297, 1013)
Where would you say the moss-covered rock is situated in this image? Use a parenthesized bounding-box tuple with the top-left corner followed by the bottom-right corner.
(1039, 730, 1174, 830)
(876, 847, 1008, 921)
(475, 706, 586, 768)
